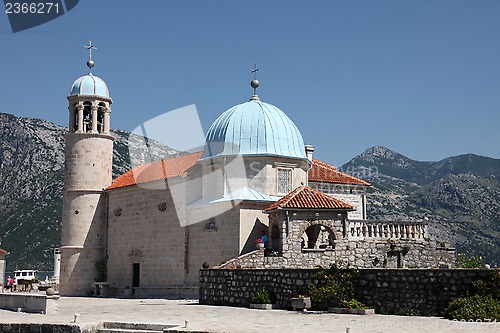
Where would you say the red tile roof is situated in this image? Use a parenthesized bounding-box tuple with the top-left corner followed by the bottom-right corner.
(0, 248, 7, 255)
(264, 186, 354, 212)
(308, 158, 371, 186)
(106, 151, 202, 190)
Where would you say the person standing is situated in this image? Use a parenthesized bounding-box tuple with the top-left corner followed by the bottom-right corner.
(6, 276, 13, 292)
(261, 230, 269, 254)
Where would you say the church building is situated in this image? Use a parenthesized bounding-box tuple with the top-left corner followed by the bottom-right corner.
(60, 49, 454, 297)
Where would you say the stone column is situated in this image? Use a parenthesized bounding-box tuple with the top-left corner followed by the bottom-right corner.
(104, 108, 111, 134)
(76, 104, 84, 133)
(91, 104, 98, 134)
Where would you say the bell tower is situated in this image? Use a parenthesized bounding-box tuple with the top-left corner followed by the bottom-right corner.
(60, 41, 114, 296)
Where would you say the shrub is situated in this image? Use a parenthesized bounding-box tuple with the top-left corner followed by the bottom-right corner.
(342, 298, 366, 309)
(472, 270, 500, 300)
(444, 295, 500, 321)
(456, 253, 484, 269)
(308, 266, 358, 307)
(250, 288, 276, 304)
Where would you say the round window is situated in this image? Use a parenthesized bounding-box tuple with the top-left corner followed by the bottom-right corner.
(158, 202, 167, 212)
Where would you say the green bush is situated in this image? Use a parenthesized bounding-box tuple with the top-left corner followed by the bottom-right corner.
(342, 298, 366, 309)
(472, 271, 500, 300)
(444, 295, 500, 321)
(308, 266, 358, 307)
(250, 288, 276, 304)
(456, 253, 484, 269)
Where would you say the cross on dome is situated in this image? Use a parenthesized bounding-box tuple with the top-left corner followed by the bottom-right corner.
(250, 64, 260, 101)
(251, 64, 259, 79)
(84, 41, 97, 72)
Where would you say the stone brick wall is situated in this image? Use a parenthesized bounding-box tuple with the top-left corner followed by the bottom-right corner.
(61, 133, 114, 296)
(258, 210, 455, 270)
(0, 324, 81, 333)
(107, 182, 187, 290)
(217, 234, 454, 271)
(186, 205, 242, 285)
(199, 268, 494, 315)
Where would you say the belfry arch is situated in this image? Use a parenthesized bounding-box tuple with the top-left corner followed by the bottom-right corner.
(69, 99, 111, 134)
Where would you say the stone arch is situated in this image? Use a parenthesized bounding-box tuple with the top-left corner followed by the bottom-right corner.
(82, 101, 92, 133)
(69, 102, 78, 132)
(298, 221, 338, 250)
(97, 102, 107, 133)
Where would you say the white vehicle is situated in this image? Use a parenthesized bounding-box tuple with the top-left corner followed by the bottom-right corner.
(13, 270, 38, 285)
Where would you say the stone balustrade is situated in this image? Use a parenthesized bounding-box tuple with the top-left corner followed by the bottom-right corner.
(347, 220, 428, 240)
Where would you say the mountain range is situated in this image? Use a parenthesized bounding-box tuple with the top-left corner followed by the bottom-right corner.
(1, 113, 498, 271)
(0, 112, 179, 271)
(341, 146, 500, 265)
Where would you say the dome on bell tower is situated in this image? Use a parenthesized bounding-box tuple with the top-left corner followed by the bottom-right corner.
(69, 40, 110, 99)
(70, 73, 109, 98)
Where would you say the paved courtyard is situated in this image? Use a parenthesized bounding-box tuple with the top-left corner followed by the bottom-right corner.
(0, 295, 498, 333)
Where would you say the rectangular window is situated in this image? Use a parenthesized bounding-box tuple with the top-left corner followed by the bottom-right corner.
(277, 168, 292, 194)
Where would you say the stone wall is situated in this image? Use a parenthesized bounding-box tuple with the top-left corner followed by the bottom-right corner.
(61, 133, 114, 296)
(186, 205, 242, 285)
(199, 268, 495, 315)
(259, 210, 455, 270)
(0, 293, 59, 314)
(107, 181, 187, 291)
(0, 324, 81, 333)
(217, 235, 454, 271)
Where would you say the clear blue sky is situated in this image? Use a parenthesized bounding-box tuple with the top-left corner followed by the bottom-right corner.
(1, 1, 499, 166)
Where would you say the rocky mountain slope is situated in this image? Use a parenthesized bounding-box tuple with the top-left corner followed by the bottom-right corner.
(342, 146, 500, 265)
(1, 113, 498, 271)
(0, 113, 179, 271)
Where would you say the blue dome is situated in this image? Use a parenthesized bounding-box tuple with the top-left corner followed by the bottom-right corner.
(204, 99, 307, 160)
(70, 74, 109, 98)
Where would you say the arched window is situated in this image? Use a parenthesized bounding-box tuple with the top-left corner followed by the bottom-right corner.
(98, 103, 106, 133)
(71, 103, 78, 132)
(83, 102, 92, 133)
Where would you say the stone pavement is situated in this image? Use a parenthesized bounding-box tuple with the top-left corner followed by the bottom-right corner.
(0, 295, 498, 333)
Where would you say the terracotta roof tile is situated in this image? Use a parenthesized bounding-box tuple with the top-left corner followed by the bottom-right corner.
(0, 248, 7, 255)
(106, 151, 202, 190)
(264, 186, 354, 212)
(308, 158, 371, 186)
